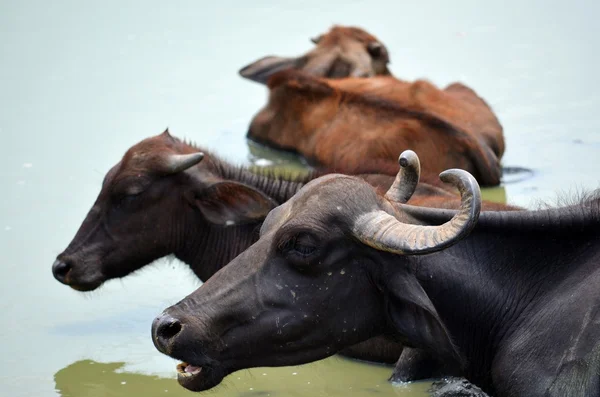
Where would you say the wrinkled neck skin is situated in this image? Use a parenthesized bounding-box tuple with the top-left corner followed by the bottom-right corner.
(174, 164, 311, 281)
(388, 204, 600, 396)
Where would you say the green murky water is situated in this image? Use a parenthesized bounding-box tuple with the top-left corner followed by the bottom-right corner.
(54, 359, 431, 397)
(1, 1, 599, 396)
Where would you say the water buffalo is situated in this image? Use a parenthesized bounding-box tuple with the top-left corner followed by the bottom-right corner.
(51, 131, 512, 365)
(247, 69, 504, 186)
(239, 25, 391, 84)
(152, 151, 600, 396)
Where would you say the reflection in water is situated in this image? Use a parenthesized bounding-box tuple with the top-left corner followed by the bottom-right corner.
(247, 139, 313, 176)
(501, 166, 535, 185)
(248, 140, 511, 205)
(54, 359, 431, 397)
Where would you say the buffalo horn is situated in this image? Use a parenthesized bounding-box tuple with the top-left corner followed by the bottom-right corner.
(353, 169, 481, 255)
(164, 152, 205, 174)
(385, 150, 420, 204)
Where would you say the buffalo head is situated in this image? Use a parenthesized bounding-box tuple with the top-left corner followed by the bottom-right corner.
(52, 130, 276, 291)
(151, 151, 481, 392)
(239, 25, 391, 84)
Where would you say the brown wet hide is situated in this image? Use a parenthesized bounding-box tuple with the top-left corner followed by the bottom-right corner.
(248, 70, 504, 186)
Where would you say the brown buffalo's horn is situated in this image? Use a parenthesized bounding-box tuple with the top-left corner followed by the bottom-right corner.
(353, 169, 481, 255)
(385, 150, 420, 204)
(164, 152, 205, 174)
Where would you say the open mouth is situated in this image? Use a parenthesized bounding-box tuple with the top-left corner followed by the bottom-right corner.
(175, 361, 225, 392)
(177, 362, 203, 378)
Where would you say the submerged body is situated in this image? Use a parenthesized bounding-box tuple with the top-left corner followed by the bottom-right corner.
(151, 152, 600, 396)
(248, 70, 504, 186)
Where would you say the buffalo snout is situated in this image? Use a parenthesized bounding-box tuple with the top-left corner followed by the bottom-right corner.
(52, 259, 72, 284)
(152, 313, 183, 354)
(51, 254, 104, 291)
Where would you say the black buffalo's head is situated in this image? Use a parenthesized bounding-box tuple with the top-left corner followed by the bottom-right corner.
(151, 151, 481, 392)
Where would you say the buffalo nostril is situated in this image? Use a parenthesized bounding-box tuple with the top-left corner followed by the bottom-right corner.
(52, 259, 71, 283)
(159, 318, 182, 339)
(152, 314, 182, 353)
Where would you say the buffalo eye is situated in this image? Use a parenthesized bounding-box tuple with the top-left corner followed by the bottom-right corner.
(112, 192, 139, 210)
(279, 232, 319, 261)
(113, 185, 144, 209)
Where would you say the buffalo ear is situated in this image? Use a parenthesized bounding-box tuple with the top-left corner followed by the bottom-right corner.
(194, 181, 278, 226)
(384, 270, 463, 368)
(302, 51, 339, 77)
(239, 56, 301, 85)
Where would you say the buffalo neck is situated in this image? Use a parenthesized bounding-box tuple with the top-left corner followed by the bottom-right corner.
(210, 156, 315, 204)
(401, 198, 600, 390)
(174, 161, 315, 281)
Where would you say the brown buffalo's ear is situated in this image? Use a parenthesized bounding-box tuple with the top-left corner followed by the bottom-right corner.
(239, 56, 301, 85)
(302, 51, 339, 77)
(194, 181, 278, 226)
(384, 269, 463, 368)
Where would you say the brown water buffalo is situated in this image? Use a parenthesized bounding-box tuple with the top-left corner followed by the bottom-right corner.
(152, 151, 600, 397)
(52, 131, 514, 366)
(239, 25, 391, 84)
(247, 69, 504, 186)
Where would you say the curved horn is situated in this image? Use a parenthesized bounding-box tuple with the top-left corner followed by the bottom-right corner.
(385, 150, 420, 204)
(164, 152, 204, 174)
(353, 169, 481, 255)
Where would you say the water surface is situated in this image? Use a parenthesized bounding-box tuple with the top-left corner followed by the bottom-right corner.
(1, 1, 599, 396)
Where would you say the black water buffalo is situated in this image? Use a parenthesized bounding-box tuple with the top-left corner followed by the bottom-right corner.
(54, 131, 515, 365)
(152, 151, 600, 397)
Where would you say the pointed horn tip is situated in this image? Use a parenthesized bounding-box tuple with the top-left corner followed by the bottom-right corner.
(187, 151, 205, 165)
(165, 151, 205, 174)
(398, 150, 419, 168)
(439, 168, 479, 188)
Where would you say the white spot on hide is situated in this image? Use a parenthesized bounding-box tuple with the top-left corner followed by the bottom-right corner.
(340, 269, 346, 275)
(225, 220, 235, 226)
